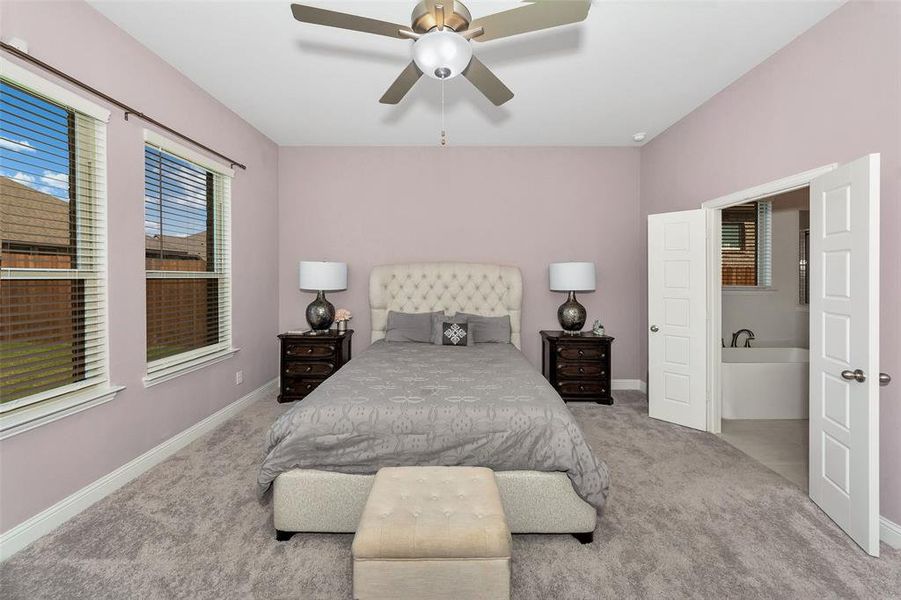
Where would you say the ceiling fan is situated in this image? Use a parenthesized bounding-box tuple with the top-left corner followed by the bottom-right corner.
(290, 1, 591, 106)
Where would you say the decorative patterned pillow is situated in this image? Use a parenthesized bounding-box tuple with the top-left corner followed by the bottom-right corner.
(430, 312, 467, 344)
(441, 322, 470, 346)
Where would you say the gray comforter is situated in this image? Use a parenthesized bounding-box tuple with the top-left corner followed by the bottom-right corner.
(258, 341, 609, 511)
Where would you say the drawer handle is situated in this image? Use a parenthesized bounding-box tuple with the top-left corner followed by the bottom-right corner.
(578, 368, 584, 374)
(306, 348, 313, 354)
(305, 366, 312, 372)
(579, 385, 585, 391)
(328, 346, 335, 352)
(578, 349, 584, 357)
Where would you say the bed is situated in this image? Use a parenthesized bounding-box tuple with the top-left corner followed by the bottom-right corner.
(261, 262, 608, 541)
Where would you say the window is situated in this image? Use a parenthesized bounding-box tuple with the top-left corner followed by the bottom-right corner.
(0, 80, 109, 409)
(144, 139, 231, 381)
(721, 200, 772, 287)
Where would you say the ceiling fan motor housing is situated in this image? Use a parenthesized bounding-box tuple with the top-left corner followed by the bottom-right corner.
(411, 0, 472, 33)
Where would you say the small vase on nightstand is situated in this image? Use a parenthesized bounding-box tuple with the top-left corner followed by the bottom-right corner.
(336, 320, 347, 333)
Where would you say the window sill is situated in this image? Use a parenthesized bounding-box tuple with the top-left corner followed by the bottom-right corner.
(0, 384, 125, 441)
(143, 347, 240, 388)
(723, 287, 777, 295)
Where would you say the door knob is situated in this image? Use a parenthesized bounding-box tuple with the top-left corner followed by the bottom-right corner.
(650, 325, 659, 333)
(880, 373, 892, 387)
(841, 369, 866, 383)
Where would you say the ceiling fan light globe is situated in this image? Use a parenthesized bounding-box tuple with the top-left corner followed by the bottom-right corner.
(412, 30, 472, 80)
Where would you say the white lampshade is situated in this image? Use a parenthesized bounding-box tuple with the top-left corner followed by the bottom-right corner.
(549, 262, 596, 292)
(412, 30, 473, 80)
(299, 261, 347, 291)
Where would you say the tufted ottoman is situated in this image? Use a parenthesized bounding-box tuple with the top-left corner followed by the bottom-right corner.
(351, 466, 512, 600)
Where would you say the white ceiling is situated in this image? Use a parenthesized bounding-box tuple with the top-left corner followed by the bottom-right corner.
(88, 0, 842, 146)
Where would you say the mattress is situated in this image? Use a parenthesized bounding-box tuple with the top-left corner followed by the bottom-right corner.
(259, 341, 609, 511)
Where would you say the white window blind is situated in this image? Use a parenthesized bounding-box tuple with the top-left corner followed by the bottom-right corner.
(721, 199, 772, 287)
(0, 80, 108, 410)
(144, 143, 231, 374)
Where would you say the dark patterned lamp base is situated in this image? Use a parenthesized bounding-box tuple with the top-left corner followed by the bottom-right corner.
(305, 290, 335, 332)
(558, 291, 586, 333)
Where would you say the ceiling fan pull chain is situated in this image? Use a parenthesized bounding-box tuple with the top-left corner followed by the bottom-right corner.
(440, 80, 447, 147)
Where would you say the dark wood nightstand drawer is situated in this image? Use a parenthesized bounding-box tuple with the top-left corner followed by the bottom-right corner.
(556, 345, 607, 361)
(557, 362, 607, 378)
(557, 380, 609, 397)
(282, 378, 324, 398)
(284, 341, 337, 359)
(284, 361, 335, 378)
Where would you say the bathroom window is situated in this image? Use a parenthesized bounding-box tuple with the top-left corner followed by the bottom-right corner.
(722, 200, 772, 287)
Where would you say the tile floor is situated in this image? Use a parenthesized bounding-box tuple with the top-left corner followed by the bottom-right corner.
(719, 419, 809, 491)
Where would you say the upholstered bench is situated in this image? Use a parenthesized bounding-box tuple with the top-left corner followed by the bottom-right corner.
(352, 466, 512, 600)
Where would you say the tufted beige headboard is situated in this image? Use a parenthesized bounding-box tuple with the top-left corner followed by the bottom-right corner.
(370, 262, 523, 349)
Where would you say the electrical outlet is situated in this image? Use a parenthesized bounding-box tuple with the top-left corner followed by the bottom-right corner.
(235, 370, 244, 385)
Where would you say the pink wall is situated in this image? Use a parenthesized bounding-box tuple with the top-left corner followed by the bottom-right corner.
(278, 147, 642, 377)
(639, 1, 901, 522)
(4, 0, 897, 541)
(0, 1, 279, 533)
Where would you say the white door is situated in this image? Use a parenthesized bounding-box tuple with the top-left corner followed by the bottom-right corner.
(809, 154, 880, 556)
(648, 210, 708, 430)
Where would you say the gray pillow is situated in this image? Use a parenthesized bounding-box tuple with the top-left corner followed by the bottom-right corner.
(430, 312, 471, 345)
(385, 311, 441, 343)
(456, 313, 511, 344)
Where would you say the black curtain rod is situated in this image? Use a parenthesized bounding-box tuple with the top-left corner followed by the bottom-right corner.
(1, 42, 247, 171)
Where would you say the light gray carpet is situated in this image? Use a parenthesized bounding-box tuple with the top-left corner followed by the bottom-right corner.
(2, 391, 899, 599)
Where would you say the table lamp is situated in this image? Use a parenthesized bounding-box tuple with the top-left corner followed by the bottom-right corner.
(549, 262, 596, 334)
(299, 261, 347, 333)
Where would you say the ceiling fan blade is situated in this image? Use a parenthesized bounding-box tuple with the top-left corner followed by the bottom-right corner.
(462, 57, 514, 106)
(470, 0, 590, 42)
(379, 62, 423, 104)
(291, 4, 413, 39)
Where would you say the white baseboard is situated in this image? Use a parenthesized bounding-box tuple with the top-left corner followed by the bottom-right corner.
(612, 379, 648, 394)
(881, 515, 901, 549)
(0, 378, 277, 562)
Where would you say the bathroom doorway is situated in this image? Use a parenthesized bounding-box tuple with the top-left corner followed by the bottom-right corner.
(717, 187, 810, 491)
(683, 156, 883, 555)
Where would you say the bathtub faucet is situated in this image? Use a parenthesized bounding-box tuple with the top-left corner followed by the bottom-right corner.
(731, 329, 756, 348)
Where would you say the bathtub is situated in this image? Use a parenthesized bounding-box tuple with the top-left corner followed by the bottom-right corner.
(722, 347, 809, 420)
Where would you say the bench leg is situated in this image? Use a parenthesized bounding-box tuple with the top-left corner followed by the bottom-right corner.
(572, 531, 594, 544)
(275, 530, 296, 542)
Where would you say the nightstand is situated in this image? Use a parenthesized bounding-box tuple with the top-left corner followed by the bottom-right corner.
(540, 330, 614, 405)
(277, 330, 353, 403)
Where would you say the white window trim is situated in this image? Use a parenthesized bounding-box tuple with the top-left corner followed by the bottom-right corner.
(1, 66, 122, 434)
(0, 57, 110, 122)
(0, 384, 125, 441)
(142, 132, 235, 386)
(143, 129, 234, 177)
(143, 346, 239, 388)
